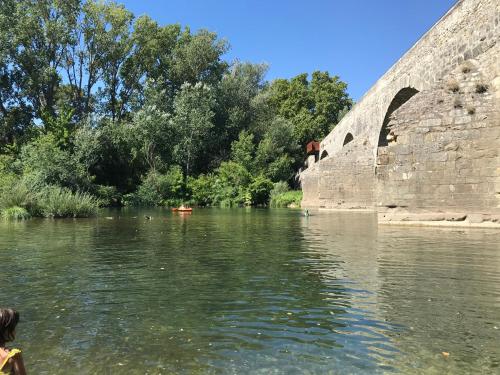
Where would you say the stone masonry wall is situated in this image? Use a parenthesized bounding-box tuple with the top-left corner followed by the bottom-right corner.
(300, 165, 321, 207)
(300, 0, 500, 225)
(377, 45, 500, 223)
(317, 140, 375, 209)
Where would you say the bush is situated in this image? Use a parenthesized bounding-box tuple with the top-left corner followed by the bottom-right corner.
(82, 121, 141, 192)
(0, 177, 38, 214)
(270, 181, 289, 197)
(94, 185, 122, 206)
(189, 165, 276, 207)
(266, 154, 295, 183)
(0, 154, 17, 176)
(248, 176, 274, 205)
(1, 206, 31, 220)
(187, 162, 253, 207)
(37, 186, 99, 218)
(20, 134, 90, 191)
(0, 178, 99, 218)
(270, 190, 303, 208)
(121, 193, 141, 207)
(187, 174, 216, 206)
(269, 181, 302, 208)
(132, 166, 185, 206)
(213, 161, 252, 206)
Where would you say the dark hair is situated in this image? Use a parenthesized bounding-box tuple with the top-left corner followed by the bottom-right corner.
(0, 308, 19, 345)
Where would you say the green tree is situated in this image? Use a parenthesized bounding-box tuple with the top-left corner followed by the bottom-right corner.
(62, 0, 134, 120)
(170, 28, 229, 88)
(135, 166, 184, 206)
(130, 81, 173, 172)
(83, 119, 140, 192)
(20, 133, 90, 190)
(255, 117, 300, 182)
(73, 120, 101, 175)
(248, 175, 274, 205)
(268, 71, 352, 146)
(214, 63, 268, 151)
(121, 17, 181, 112)
(230, 130, 255, 172)
(214, 161, 252, 206)
(0, 0, 352, 209)
(13, 0, 80, 120)
(42, 105, 75, 148)
(0, 0, 35, 150)
(98, 2, 134, 122)
(172, 83, 215, 177)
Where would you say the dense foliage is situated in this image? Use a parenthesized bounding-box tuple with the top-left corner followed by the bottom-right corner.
(0, 0, 352, 216)
(269, 182, 303, 208)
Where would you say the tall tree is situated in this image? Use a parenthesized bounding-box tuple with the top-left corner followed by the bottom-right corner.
(14, 0, 80, 120)
(63, 0, 133, 121)
(98, 2, 133, 122)
(230, 130, 255, 172)
(121, 16, 181, 112)
(130, 81, 173, 172)
(170, 28, 229, 88)
(172, 83, 215, 177)
(268, 71, 352, 146)
(214, 62, 268, 155)
(0, 0, 32, 149)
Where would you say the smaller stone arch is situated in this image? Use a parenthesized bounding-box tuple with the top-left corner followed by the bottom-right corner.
(343, 133, 354, 146)
(320, 150, 329, 160)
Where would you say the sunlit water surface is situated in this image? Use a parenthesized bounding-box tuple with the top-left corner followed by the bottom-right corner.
(0, 208, 499, 374)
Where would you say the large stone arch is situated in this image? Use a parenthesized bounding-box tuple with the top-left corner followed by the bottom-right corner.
(375, 51, 500, 219)
(377, 87, 420, 148)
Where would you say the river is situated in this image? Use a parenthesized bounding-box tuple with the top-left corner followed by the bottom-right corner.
(0, 208, 499, 374)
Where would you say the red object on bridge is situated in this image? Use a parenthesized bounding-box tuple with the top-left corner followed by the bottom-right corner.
(306, 141, 320, 155)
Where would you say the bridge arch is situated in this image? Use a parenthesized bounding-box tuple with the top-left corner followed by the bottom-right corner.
(377, 87, 419, 148)
(343, 133, 354, 146)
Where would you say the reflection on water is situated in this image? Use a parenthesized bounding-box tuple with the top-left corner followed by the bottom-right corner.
(0, 208, 499, 374)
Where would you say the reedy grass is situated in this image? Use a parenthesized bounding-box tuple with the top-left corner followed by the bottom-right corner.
(37, 186, 99, 218)
(1, 206, 31, 220)
(0, 180, 36, 211)
(269, 190, 302, 208)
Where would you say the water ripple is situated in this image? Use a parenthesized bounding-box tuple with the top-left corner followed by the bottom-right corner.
(0, 209, 499, 374)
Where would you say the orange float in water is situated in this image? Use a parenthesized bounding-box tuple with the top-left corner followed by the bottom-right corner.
(171, 207, 193, 212)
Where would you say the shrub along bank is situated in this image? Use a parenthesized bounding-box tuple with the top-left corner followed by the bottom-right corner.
(0, 178, 99, 219)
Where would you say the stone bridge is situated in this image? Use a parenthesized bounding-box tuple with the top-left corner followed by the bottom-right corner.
(300, 0, 500, 225)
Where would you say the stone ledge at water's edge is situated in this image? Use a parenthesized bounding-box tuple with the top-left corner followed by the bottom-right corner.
(300, 0, 500, 228)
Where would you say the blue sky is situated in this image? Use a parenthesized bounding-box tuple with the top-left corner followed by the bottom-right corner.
(120, 0, 457, 101)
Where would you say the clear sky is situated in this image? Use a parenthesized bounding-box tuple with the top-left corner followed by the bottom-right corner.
(119, 0, 457, 101)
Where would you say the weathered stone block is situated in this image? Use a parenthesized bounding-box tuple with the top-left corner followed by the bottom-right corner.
(444, 213, 467, 221)
(467, 214, 484, 223)
(444, 142, 459, 151)
(421, 118, 443, 127)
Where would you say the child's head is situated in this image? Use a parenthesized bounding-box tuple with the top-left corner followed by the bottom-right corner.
(0, 308, 19, 345)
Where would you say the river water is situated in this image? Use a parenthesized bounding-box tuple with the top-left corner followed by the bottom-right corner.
(0, 208, 499, 374)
